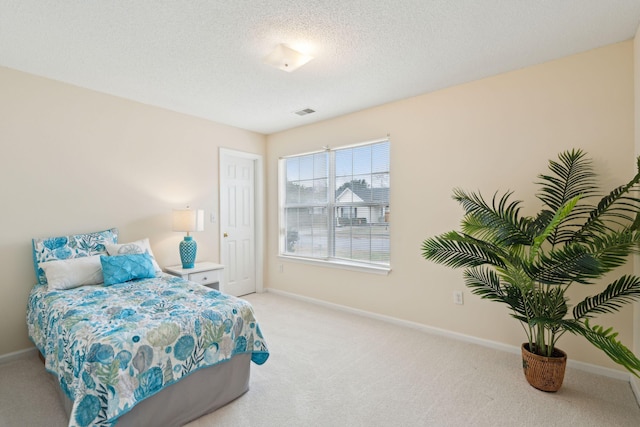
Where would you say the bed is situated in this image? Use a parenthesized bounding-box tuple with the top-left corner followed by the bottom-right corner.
(26, 228, 269, 427)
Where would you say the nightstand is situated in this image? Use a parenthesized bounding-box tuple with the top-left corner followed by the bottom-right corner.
(164, 262, 224, 291)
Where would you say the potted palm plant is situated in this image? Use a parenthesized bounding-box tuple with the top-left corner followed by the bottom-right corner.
(421, 149, 640, 391)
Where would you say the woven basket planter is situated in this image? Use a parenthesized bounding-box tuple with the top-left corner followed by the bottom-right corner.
(521, 343, 567, 392)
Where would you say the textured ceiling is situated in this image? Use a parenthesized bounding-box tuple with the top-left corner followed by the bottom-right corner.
(1, 1, 640, 135)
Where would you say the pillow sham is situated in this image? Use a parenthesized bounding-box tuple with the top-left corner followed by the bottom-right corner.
(39, 255, 103, 290)
(32, 228, 118, 285)
(100, 253, 156, 286)
(105, 238, 161, 273)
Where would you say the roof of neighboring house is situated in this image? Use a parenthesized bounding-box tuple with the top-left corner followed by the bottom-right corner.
(336, 187, 389, 204)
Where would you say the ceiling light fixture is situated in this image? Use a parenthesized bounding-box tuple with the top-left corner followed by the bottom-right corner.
(263, 44, 313, 72)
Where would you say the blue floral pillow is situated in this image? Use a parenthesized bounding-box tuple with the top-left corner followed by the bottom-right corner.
(100, 253, 156, 286)
(32, 228, 118, 285)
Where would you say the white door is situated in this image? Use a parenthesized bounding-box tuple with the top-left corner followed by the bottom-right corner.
(220, 150, 259, 296)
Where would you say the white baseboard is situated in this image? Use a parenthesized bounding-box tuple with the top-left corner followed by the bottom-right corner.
(265, 288, 632, 383)
(0, 347, 37, 365)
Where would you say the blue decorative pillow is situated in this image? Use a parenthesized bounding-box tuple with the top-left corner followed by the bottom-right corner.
(32, 228, 119, 285)
(100, 253, 156, 286)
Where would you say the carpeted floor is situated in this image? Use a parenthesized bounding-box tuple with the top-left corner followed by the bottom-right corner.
(1, 292, 639, 426)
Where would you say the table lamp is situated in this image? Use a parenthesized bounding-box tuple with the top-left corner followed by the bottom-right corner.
(172, 208, 204, 268)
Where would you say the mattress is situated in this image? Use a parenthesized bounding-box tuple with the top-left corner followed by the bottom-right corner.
(27, 274, 269, 427)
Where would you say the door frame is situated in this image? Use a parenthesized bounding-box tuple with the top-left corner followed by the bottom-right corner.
(219, 148, 264, 293)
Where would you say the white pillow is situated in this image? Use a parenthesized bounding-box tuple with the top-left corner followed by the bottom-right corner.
(39, 255, 104, 290)
(105, 238, 161, 273)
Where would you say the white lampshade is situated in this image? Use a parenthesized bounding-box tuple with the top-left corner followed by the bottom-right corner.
(172, 209, 204, 233)
(263, 44, 313, 72)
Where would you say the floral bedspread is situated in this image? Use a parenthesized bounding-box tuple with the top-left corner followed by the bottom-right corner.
(27, 274, 269, 427)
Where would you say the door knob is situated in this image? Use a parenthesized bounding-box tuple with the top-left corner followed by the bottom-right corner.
(223, 232, 228, 237)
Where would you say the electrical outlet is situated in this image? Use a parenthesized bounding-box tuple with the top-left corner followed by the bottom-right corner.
(453, 290, 464, 305)
(278, 264, 284, 273)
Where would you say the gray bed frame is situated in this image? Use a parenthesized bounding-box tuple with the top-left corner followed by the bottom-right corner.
(56, 353, 251, 426)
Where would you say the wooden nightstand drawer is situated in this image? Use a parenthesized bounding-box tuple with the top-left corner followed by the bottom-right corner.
(188, 269, 220, 286)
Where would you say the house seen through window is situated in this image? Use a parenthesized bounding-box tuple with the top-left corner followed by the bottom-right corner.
(280, 139, 390, 268)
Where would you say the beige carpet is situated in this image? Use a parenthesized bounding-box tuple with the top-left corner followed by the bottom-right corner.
(1, 292, 639, 426)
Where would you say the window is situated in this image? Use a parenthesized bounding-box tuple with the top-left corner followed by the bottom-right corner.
(279, 139, 390, 269)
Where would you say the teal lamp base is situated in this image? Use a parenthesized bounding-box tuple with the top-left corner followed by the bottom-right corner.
(179, 236, 197, 269)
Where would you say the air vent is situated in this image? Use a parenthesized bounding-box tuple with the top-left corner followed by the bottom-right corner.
(294, 108, 316, 116)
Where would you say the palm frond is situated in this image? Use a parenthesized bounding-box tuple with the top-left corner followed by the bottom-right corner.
(527, 243, 602, 285)
(505, 285, 536, 321)
(538, 206, 597, 243)
(564, 319, 640, 377)
(576, 163, 640, 241)
(529, 196, 580, 262)
(421, 232, 506, 268)
(528, 286, 568, 322)
(529, 210, 554, 237)
(465, 266, 533, 321)
(573, 275, 640, 319)
(535, 149, 598, 245)
(463, 266, 513, 302)
(453, 189, 532, 246)
(586, 230, 640, 273)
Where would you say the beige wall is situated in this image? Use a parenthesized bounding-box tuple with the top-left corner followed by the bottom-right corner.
(0, 66, 266, 355)
(266, 41, 636, 370)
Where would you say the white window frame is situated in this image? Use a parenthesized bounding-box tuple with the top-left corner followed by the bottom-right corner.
(278, 138, 391, 275)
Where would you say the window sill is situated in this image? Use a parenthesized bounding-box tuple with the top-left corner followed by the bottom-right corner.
(277, 255, 391, 275)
